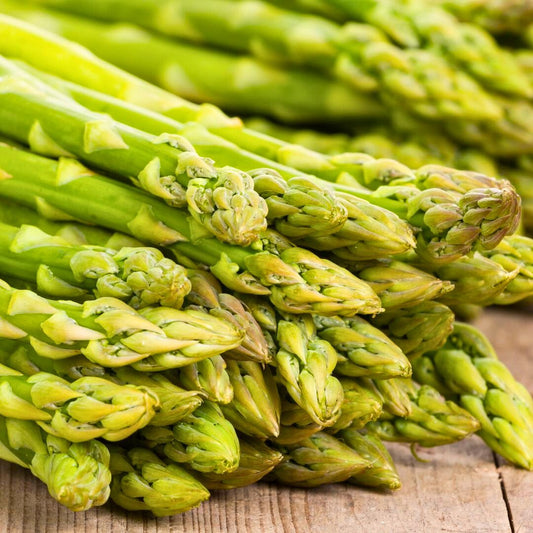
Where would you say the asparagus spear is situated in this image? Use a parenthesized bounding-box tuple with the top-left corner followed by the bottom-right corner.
(184, 269, 270, 363)
(269, 431, 370, 487)
(0, 342, 205, 427)
(413, 323, 533, 469)
(0, 143, 382, 316)
(370, 301, 454, 360)
(0, 196, 146, 249)
(194, 436, 284, 490)
(313, 314, 412, 379)
(0, 221, 192, 308)
(0, 417, 111, 511)
(352, 260, 454, 309)
(483, 235, 533, 305)
(28, 0, 502, 122)
(109, 446, 209, 516)
(275, 314, 343, 427)
(220, 360, 281, 440)
(0, 370, 158, 441)
(366, 380, 481, 447)
(0, 280, 244, 369)
(340, 429, 401, 490)
(140, 401, 240, 474)
(176, 356, 233, 405)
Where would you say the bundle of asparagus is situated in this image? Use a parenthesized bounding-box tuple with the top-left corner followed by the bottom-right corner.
(0, 8, 529, 520)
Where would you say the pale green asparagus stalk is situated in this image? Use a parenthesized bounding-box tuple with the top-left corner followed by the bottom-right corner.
(193, 436, 284, 490)
(275, 314, 344, 427)
(0, 220, 191, 308)
(140, 401, 240, 474)
(220, 360, 281, 440)
(350, 260, 454, 309)
(366, 380, 481, 447)
(184, 269, 270, 363)
(176, 356, 233, 405)
(0, 416, 111, 511)
(0, 143, 383, 317)
(418, 252, 519, 307)
(109, 446, 210, 516)
(313, 314, 411, 379)
(413, 323, 533, 469)
(340, 429, 401, 490)
(0, 370, 158, 441)
(0, 196, 145, 249)
(27, 0, 502, 122)
(0, 280, 244, 369)
(269, 431, 370, 487)
(370, 301, 454, 360)
(482, 235, 533, 305)
(0, 342, 205, 427)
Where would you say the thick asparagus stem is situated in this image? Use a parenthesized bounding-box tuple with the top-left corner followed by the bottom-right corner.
(109, 446, 209, 516)
(413, 323, 533, 469)
(0, 280, 244, 369)
(0, 371, 158, 441)
(0, 417, 111, 511)
(0, 221, 191, 308)
(140, 401, 240, 475)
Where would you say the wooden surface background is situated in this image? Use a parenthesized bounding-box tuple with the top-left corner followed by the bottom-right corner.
(0, 307, 531, 533)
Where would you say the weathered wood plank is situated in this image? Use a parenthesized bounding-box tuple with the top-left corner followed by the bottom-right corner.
(0, 308, 531, 533)
(476, 308, 533, 533)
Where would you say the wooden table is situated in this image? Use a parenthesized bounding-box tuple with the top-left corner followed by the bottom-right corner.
(1, 308, 531, 533)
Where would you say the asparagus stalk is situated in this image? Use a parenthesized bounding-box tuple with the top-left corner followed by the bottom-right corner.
(351, 260, 454, 309)
(194, 436, 284, 490)
(0, 417, 111, 511)
(220, 360, 281, 440)
(340, 429, 401, 490)
(0, 280, 244, 369)
(0, 221, 192, 308)
(109, 446, 209, 516)
(176, 356, 233, 405)
(329, 377, 384, 432)
(366, 380, 481, 447)
(275, 313, 344, 427)
(483, 235, 533, 305)
(313, 314, 412, 379)
(269, 431, 370, 487)
(140, 401, 240, 474)
(0, 196, 145, 249)
(184, 269, 270, 363)
(27, 0, 502, 122)
(0, 342, 205, 427)
(370, 301, 455, 360)
(274, 394, 323, 446)
(413, 323, 533, 469)
(0, 370, 158, 441)
(0, 143, 383, 316)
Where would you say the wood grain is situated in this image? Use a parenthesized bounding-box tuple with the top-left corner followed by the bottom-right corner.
(0, 308, 531, 533)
